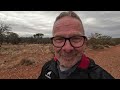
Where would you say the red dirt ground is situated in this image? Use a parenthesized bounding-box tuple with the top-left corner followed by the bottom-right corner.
(0, 44, 120, 79)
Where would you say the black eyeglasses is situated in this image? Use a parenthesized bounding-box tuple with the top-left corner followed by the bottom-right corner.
(51, 36, 86, 48)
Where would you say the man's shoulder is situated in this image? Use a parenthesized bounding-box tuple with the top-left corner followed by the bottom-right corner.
(87, 57, 114, 79)
(88, 58, 98, 68)
(38, 59, 57, 79)
(88, 58, 107, 72)
(42, 59, 55, 69)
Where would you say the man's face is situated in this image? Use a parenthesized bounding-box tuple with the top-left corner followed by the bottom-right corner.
(52, 16, 86, 68)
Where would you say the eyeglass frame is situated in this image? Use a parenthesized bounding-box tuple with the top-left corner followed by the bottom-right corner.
(51, 36, 87, 48)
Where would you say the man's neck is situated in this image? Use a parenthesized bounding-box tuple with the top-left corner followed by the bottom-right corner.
(59, 65, 70, 71)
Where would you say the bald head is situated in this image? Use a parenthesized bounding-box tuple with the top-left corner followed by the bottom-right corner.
(53, 11, 85, 36)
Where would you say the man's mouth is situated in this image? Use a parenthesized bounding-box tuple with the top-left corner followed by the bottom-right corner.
(61, 53, 77, 57)
(61, 55, 75, 61)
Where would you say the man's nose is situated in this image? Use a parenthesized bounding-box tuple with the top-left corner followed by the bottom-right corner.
(62, 40, 74, 52)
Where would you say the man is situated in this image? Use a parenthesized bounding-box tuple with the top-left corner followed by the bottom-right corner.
(38, 11, 114, 79)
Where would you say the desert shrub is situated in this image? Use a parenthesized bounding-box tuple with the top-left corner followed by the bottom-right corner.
(20, 58, 35, 66)
(92, 44, 104, 49)
(104, 45, 110, 48)
(88, 33, 117, 49)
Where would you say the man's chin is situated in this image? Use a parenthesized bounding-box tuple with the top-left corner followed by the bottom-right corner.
(59, 61, 73, 68)
(58, 56, 81, 68)
(62, 57, 73, 61)
(58, 58, 74, 67)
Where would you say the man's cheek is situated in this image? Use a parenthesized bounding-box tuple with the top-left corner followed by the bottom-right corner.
(75, 47, 85, 54)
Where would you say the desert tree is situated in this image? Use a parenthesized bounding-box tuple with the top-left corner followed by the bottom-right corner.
(0, 22, 11, 47)
(6, 32, 20, 44)
(33, 33, 44, 44)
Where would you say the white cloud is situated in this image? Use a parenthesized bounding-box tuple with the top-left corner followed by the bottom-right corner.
(84, 17, 97, 25)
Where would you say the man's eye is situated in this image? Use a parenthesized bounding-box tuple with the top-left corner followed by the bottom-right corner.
(71, 37, 82, 42)
(54, 38, 64, 42)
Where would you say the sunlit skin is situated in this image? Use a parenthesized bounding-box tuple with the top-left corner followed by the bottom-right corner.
(53, 16, 87, 68)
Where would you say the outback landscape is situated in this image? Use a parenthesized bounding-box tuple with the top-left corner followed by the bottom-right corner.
(0, 11, 120, 79)
(0, 44, 120, 79)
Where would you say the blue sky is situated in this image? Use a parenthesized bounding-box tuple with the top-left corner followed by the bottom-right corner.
(0, 11, 120, 38)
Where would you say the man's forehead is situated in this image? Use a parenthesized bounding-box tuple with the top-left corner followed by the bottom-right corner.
(53, 31, 83, 37)
(53, 24, 84, 36)
(53, 16, 84, 35)
(54, 16, 82, 27)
